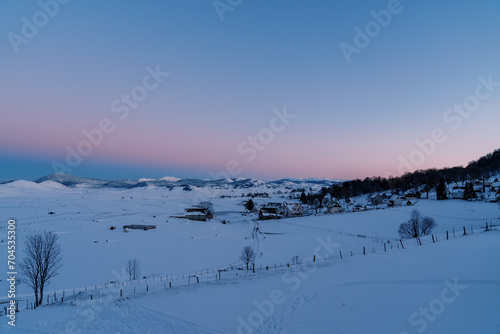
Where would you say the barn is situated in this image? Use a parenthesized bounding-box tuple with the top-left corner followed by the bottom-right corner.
(259, 207, 280, 220)
(327, 200, 343, 214)
(185, 208, 210, 221)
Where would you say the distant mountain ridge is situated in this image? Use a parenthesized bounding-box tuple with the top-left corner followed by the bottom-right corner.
(27, 173, 343, 190)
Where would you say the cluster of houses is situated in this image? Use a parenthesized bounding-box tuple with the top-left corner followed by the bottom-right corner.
(252, 192, 415, 221)
(370, 193, 417, 208)
(257, 202, 305, 220)
(251, 197, 347, 220)
(448, 177, 500, 202)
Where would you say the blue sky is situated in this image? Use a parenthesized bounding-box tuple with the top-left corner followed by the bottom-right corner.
(1, 0, 499, 181)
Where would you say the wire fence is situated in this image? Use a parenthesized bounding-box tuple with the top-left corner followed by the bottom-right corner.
(2, 220, 497, 316)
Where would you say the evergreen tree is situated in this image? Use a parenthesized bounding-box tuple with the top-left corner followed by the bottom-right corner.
(463, 182, 471, 200)
(463, 182, 478, 201)
(437, 178, 448, 200)
(470, 182, 477, 200)
(300, 191, 307, 204)
(245, 199, 255, 211)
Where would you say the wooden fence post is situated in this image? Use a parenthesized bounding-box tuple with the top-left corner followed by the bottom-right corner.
(399, 239, 405, 249)
(446, 231, 449, 240)
(432, 235, 435, 243)
(339, 250, 343, 259)
(463, 226, 467, 236)
(363, 247, 365, 255)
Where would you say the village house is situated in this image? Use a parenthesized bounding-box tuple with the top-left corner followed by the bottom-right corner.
(185, 208, 212, 221)
(266, 202, 285, 214)
(371, 194, 384, 206)
(282, 202, 304, 217)
(259, 207, 280, 220)
(327, 200, 343, 214)
(388, 195, 403, 207)
(450, 190, 464, 199)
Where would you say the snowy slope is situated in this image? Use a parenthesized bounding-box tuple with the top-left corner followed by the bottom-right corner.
(2, 230, 499, 333)
(0, 182, 498, 333)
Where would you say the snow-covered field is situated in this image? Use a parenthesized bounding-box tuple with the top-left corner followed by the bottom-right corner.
(0, 181, 499, 333)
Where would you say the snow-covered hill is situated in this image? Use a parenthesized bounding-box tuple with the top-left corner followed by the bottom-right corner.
(30, 173, 342, 191)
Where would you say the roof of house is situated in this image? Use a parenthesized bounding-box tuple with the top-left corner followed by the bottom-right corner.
(328, 200, 342, 208)
(260, 208, 279, 217)
(185, 208, 207, 213)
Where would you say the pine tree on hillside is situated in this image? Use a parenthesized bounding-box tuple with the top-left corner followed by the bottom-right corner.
(300, 191, 307, 204)
(463, 182, 471, 200)
(437, 178, 448, 200)
(463, 182, 478, 201)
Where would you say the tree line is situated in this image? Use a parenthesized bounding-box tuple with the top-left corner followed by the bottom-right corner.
(303, 148, 500, 203)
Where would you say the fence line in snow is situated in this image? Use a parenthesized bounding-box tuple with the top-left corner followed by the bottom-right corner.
(2, 221, 497, 315)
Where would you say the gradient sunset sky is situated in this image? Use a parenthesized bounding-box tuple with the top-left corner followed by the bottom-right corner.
(1, 0, 499, 181)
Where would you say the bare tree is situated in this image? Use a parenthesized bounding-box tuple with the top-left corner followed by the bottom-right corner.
(19, 232, 63, 307)
(240, 246, 256, 270)
(126, 258, 141, 280)
(199, 201, 214, 211)
(398, 209, 437, 239)
(291, 255, 300, 265)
